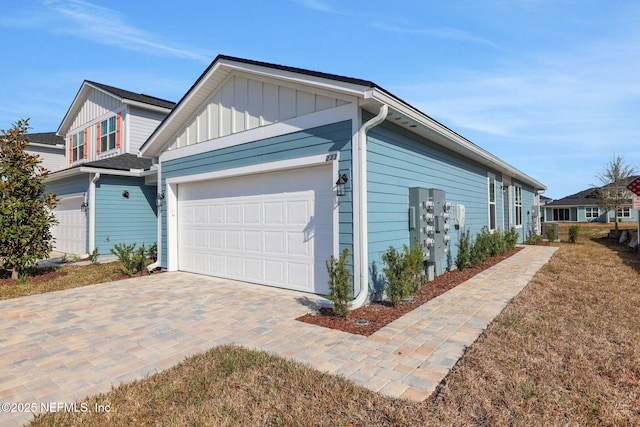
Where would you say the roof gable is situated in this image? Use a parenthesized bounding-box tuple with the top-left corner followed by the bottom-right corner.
(57, 81, 175, 136)
(165, 71, 352, 151)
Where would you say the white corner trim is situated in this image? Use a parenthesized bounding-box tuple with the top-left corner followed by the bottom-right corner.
(166, 152, 337, 185)
(159, 103, 354, 163)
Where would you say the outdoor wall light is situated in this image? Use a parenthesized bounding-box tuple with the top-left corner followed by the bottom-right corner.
(122, 190, 129, 199)
(80, 201, 88, 212)
(336, 174, 349, 196)
(156, 192, 165, 207)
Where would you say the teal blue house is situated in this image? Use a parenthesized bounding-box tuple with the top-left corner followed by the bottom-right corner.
(140, 55, 545, 304)
(46, 81, 174, 257)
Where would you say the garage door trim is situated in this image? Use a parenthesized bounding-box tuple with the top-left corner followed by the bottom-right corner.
(165, 153, 341, 279)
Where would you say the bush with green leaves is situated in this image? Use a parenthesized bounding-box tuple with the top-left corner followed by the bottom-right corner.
(147, 242, 158, 262)
(110, 243, 146, 276)
(88, 247, 99, 264)
(382, 246, 411, 306)
(546, 227, 557, 242)
(0, 119, 58, 280)
(470, 226, 492, 267)
(404, 238, 426, 294)
(325, 248, 352, 317)
(455, 229, 472, 271)
(490, 228, 506, 257)
(505, 227, 520, 250)
(526, 234, 543, 245)
(568, 225, 580, 243)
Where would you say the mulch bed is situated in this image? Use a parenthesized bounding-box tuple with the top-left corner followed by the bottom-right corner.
(297, 247, 522, 336)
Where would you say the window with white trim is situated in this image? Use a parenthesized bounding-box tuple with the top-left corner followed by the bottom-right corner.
(100, 116, 117, 152)
(72, 131, 84, 162)
(514, 184, 523, 226)
(488, 174, 497, 231)
(585, 207, 599, 219)
(617, 207, 631, 218)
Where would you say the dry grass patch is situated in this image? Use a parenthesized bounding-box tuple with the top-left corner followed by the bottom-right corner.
(0, 262, 145, 300)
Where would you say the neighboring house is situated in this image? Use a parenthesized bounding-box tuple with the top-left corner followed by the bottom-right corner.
(139, 55, 546, 301)
(544, 185, 639, 223)
(46, 81, 175, 257)
(25, 132, 66, 173)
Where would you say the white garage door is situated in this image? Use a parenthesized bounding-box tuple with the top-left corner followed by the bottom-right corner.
(51, 197, 86, 255)
(177, 165, 334, 294)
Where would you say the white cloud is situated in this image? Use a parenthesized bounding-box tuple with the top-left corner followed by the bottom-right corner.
(293, 0, 343, 14)
(371, 22, 498, 47)
(20, 0, 212, 63)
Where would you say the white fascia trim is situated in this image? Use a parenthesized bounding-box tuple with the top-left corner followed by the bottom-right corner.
(27, 142, 65, 150)
(159, 102, 354, 163)
(164, 152, 340, 272)
(46, 167, 153, 183)
(122, 99, 172, 114)
(56, 192, 85, 200)
(166, 152, 335, 185)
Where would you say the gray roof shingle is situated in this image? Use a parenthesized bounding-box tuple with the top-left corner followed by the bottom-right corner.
(86, 81, 176, 110)
(27, 132, 64, 147)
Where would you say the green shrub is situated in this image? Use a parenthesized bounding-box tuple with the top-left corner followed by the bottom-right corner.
(110, 243, 146, 276)
(525, 234, 543, 245)
(455, 229, 471, 271)
(325, 248, 352, 317)
(505, 227, 519, 250)
(546, 227, 557, 242)
(471, 227, 492, 267)
(568, 225, 580, 243)
(404, 238, 426, 294)
(490, 228, 506, 257)
(88, 247, 99, 264)
(382, 246, 410, 306)
(147, 242, 158, 262)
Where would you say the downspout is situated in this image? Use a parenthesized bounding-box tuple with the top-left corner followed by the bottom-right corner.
(147, 160, 162, 273)
(88, 172, 100, 256)
(350, 104, 388, 310)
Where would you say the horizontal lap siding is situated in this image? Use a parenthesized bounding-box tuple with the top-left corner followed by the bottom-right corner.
(95, 176, 157, 257)
(47, 175, 90, 197)
(367, 121, 495, 276)
(161, 121, 354, 273)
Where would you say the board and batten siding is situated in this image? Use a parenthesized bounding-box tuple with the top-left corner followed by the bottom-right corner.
(160, 120, 354, 273)
(128, 107, 167, 154)
(94, 175, 157, 257)
(167, 74, 351, 151)
(366, 120, 507, 278)
(70, 88, 122, 132)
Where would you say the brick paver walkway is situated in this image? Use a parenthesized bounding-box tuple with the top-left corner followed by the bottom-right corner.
(0, 245, 557, 426)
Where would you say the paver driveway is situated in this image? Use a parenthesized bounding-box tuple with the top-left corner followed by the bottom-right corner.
(0, 245, 557, 426)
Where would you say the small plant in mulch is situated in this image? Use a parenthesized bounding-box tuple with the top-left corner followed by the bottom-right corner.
(325, 248, 352, 317)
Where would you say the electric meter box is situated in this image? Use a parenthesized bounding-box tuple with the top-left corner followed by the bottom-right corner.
(409, 187, 451, 265)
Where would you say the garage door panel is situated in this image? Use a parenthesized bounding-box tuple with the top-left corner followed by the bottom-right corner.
(178, 165, 333, 294)
(51, 197, 86, 255)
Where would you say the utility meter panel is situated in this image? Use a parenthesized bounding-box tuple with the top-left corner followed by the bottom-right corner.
(409, 187, 452, 264)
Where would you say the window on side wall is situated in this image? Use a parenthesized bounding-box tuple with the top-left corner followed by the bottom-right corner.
(617, 207, 631, 218)
(101, 116, 117, 152)
(585, 207, 599, 219)
(72, 131, 84, 162)
(488, 174, 497, 231)
(514, 184, 523, 226)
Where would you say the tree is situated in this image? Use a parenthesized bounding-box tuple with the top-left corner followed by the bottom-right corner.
(0, 119, 58, 280)
(593, 154, 638, 231)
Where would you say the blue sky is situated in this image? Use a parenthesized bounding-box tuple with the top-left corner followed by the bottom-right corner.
(1, 0, 639, 199)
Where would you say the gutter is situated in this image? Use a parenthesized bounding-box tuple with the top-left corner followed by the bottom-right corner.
(350, 104, 388, 310)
